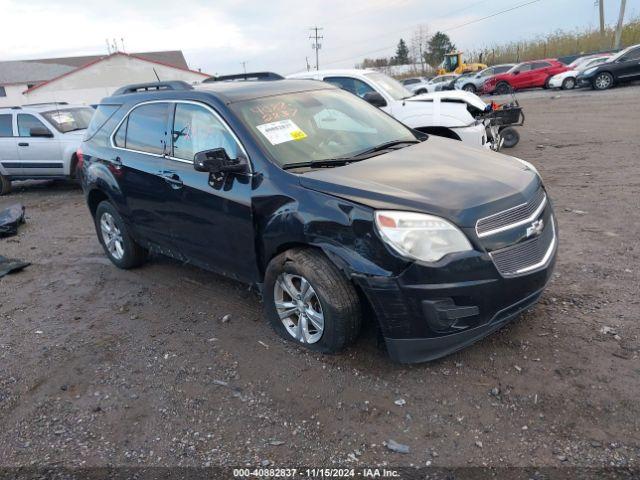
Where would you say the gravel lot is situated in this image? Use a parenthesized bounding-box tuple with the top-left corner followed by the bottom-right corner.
(1, 85, 639, 470)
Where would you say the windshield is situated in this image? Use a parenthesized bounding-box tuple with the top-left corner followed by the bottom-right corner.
(610, 46, 633, 62)
(363, 72, 413, 100)
(579, 56, 610, 70)
(42, 107, 94, 133)
(232, 88, 416, 168)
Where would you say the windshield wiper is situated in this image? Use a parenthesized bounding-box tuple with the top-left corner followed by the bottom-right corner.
(282, 159, 352, 170)
(349, 139, 419, 158)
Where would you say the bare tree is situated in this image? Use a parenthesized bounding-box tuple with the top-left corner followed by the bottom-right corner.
(410, 24, 430, 74)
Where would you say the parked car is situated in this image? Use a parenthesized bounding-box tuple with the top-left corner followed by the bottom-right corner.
(80, 80, 556, 363)
(401, 76, 429, 87)
(548, 55, 611, 90)
(0, 103, 94, 195)
(419, 74, 459, 93)
(287, 69, 493, 149)
(454, 64, 515, 93)
(576, 43, 640, 90)
(481, 59, 568, 95)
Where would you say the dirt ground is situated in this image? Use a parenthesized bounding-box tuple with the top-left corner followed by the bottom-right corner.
(1, 85, 639, 470)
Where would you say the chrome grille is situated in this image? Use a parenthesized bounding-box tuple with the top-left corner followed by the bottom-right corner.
(476, 188, 546, 237)
(490, 220, 556, 277)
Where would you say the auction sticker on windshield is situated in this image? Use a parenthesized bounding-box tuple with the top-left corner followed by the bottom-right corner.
(256, 119, 307, 145)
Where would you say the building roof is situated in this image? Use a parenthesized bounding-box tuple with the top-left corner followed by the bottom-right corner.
(24, 52, 210, 94)
(23, 50, 189, 70)
(0, 61, 75, 85)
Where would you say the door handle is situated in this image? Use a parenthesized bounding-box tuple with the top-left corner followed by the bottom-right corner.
(18, 142, 29, 147)
(161, 172, 184, 188)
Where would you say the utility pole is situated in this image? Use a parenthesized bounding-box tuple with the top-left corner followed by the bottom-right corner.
(614, 0, 627, 49)
(241, 61, 247, 74)
(309, 26, 323, 70)
(598, 0, 606, 49)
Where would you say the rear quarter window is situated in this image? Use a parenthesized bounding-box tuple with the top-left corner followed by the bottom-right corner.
(0, 114, 12, 137)
(84, 105, 120, 140)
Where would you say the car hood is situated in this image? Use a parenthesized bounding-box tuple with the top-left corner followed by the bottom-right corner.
(411, 90, 488, 111)
(299, 136, 540, 227)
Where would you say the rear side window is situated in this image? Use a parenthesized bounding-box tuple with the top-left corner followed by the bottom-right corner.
(532, 62, 551, 69)
(84, 105, 119, 140)
(17, 114, 51, 137)
(0, 114, 12, 136)
(122, 103, 169, 155)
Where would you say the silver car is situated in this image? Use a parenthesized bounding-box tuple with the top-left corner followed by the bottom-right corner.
(0, 103, 94, 195)
(454, 64, 515, 93)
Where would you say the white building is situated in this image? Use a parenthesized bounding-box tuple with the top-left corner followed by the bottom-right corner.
(0, 51, 209, 107)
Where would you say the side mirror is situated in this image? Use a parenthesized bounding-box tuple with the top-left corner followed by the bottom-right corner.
(30, 127, 53, 138)
(512, 70, 520, 75)
(194, 148, 248, 175)
(362, 91, 387, 107)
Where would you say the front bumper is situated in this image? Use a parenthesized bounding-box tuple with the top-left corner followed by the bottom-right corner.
(548, 76, 564, 88)
(576, 74, 593, 87)
(354, 204, 557, 363)
(452, 122, 492, 149)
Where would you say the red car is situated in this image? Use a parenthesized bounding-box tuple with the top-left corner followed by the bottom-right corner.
(482, 59, 569, 94)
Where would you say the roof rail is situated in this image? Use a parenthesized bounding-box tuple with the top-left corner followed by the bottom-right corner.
(112, 81, 194, 95)
(203, 71, 284, 83)
(23, 102, 69, 107)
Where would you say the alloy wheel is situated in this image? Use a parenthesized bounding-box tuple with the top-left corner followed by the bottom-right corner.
(273, 273, 324, 344)
(595, 74, 611, 89)
(100, 212, 125, 260)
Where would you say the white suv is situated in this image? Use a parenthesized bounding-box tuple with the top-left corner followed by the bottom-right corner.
(287, 69, 491, 149)
(0, 103, 94, 195)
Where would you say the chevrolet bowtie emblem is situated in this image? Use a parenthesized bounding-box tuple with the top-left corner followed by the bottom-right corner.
(526, 218, 544, 238)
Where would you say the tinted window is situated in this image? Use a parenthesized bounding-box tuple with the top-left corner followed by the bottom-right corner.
(624, 48, 640, 61)
(324, 76, 375, 98)
(532, 62, 551, 69)
(172, 103, 239, 161)
(518, 64, 533, 72)
(0, 86, 6, 97)
(124, 103, 169, 155)
(85, 105, 120, 140)
(403, 79, 419, 85)
(114, 117, 127, 147)
(17, 114, 51, 137)
(0, 115, 12, 136)
(494, 66, 512, 74)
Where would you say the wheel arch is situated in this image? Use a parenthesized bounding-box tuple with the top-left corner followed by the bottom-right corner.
(87, 188, 111, 217)
(415, 126, 461, 141)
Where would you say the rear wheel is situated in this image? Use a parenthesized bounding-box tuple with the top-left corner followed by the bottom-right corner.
(561, 77, 576, 90)
(495, 82, 511, 95)
(94, 201, 147, 269)
(462, 83, 476, 93)
(264, 248, 361, 354)
(0, 175, 11, 195)
(593, 72, 613, 90)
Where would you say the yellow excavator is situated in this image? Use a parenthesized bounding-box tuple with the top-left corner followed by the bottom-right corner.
(435, 51, 487, 75)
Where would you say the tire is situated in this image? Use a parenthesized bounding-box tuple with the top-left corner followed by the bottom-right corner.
(94, 201, 147, 269)
(0, 175, 11, 196)
(593, 72, 613, 90)
(495, 82, 511, 95)
(462, 83, 476, 93)
(543, 76, 552, 89)
(561, 77, 576, 90)
(500, 127, 520, 148)
(264, 248, 362, 354)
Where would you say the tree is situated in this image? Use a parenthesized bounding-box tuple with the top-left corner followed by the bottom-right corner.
(410, 24, 430, 73)
(394, 38, 410, 65)
(425, 31, 456, 68)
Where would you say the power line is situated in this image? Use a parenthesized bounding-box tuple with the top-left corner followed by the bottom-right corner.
(322, 0, 542, 67)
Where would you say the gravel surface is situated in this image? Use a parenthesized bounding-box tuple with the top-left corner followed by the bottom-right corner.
(0, 85, 639, 469)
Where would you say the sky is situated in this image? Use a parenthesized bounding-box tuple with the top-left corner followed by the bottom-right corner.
(0, 0, 638, 76)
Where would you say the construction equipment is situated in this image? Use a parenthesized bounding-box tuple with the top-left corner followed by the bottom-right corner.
(436, 52, 487, 75)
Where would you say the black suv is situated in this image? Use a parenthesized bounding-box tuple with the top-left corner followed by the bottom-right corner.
(577, 43, 640, 90)
(80, 79, 557, 363)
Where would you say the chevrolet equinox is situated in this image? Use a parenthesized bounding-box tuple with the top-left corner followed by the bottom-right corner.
(80, 79, 557, 363)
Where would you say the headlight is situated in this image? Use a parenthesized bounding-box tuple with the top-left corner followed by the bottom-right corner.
(375, 211, 472, 262)
(512, 157, 541, 178)
(583, 67, 598, 76)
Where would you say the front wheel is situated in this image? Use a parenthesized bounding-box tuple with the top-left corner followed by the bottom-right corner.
(0, 175, 11, 196)
(264, 248, 362, 353)
(561, 77, 576, 90)
(593, 72, 613, 90)
(462, 83, 476, 93)
(94, 201, 147, 269)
